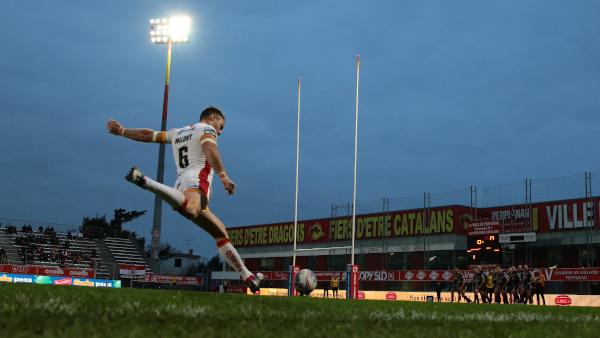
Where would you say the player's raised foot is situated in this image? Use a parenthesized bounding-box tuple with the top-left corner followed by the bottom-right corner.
(256, 272, 265, 285)
(245, 275, 260, 294)
(125, 167, 146, 187)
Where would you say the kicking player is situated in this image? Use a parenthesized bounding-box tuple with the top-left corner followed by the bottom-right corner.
(106, 106, 260, 293)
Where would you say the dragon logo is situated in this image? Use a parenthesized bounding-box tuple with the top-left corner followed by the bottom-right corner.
(460, 213, 472, 232)
(309, 223, 326, 241)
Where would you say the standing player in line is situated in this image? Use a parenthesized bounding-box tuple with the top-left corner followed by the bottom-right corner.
(509, 266, 521, 304)
(520, 265, 533, 304)
(495, 266, 510, 304)
(472, 266, 484, 303)
(450, 267, 471, 303)
(106, 107, 260, 293)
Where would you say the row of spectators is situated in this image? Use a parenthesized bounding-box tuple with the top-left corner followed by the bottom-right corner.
(4, 224, 107, 240)
(7, 227, 100, 269)
(17, 244, 99, 267)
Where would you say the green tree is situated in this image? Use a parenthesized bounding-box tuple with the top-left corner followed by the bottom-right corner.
(145, 243, 180, 261)
(81, 209, 146, 240)
(184, 254, 222, 276)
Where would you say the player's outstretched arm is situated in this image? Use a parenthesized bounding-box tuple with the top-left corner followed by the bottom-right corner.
(107, 120, 159, 143)
(202, 142, 235, 195)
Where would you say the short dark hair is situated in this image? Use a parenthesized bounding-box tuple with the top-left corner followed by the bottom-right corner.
(200, 106, 225, 121)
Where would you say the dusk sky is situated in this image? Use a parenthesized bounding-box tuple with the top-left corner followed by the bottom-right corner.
(1, 1, 599, 257)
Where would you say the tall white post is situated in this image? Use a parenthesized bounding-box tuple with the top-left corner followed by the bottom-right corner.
(351, 56, 360, 265)
(293, 77, 301, 266)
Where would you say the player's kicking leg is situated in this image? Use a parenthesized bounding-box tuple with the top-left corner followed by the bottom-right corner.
(125, 167, 261, 293)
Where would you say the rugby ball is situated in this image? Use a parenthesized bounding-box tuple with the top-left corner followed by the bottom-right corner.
(294, 269, 317, 295)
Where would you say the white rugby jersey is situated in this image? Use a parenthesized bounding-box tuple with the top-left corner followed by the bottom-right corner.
(165, 122, 218, 195)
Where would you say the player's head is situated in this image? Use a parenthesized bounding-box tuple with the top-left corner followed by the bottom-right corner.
(518, 264, 522, 270)
(524, 265, 529, 270)
(455, 267, 460, 273)
(200, 106, 226, 135)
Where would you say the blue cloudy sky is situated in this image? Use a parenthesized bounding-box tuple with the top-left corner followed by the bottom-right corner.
(1, 1, 599, 256)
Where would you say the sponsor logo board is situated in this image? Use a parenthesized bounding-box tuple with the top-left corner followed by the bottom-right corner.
(555, 295, 572, 306)
(251, 288, 600, 307)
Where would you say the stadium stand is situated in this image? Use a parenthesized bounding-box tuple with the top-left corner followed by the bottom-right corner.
(0, 224, 151, 279)
(103, 237, 152, 275)
(0, 227, 111, 278)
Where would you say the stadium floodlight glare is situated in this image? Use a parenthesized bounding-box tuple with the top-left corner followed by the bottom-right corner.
(150, 15, 190, 44)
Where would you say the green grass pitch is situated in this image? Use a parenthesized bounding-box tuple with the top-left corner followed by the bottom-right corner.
(1, 283, 599, 338)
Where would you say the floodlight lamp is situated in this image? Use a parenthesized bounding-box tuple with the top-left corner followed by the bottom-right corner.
(162, 18, 167, 23)
(151, 37, 156, 42)
(170, 16, 190, 37)
(150, 19, 155, 24)
(182, 36, 188, 42)
(150, 31, 155, 36)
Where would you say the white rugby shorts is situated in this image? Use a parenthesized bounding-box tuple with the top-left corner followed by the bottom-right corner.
(174, 169, 212, 199)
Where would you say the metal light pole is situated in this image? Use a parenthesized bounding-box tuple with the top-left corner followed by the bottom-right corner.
(148, 16, 190, 273)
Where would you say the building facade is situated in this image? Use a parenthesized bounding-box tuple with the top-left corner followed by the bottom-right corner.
(161, 250, 201, 276)
(229, 197, 599, 294)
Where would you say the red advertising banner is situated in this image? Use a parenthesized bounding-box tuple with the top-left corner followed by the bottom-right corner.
(119, 265, 145, 279)
(541, 268, 600, 282)
(251, 268, 600, 282)
(468, 220, 501, 236)
(144, 274, 203, 285)
(287, 266, 299, 296)
(227, 206, 472, 248)
(257, 270, 346, 281)
(478, 198, 597, 234)
(0, 264, 95, 278)
(227, 197, 600, 250)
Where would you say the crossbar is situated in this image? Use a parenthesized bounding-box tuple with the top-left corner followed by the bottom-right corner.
(295, 246, 352, 252)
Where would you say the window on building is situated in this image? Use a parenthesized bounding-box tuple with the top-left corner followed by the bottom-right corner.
(388, 252, 410, 270)
(455, 251, 467, 270)
(260, 257, 275, 271)
(308, 256, 316, 271)
(580, 247, 596, 268)
(174, 258, 182, 268)
(282, 257, 290, 269)
(548, 249, 562, 268)
(327, 255, 346, 271)
(355, 254, 366, 271)
(427, 250, 454, 270)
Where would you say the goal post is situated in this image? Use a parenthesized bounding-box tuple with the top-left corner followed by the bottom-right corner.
(290, 57, 361, 298)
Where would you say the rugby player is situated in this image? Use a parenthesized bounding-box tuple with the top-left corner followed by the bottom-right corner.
(509, 266, 521, 304)
(520, 265, 533, 304)
(473, 266, 487, 303)
(450, 267, 471, 303)
(495, 266, 510, 304)
(106, 107, 260, 293)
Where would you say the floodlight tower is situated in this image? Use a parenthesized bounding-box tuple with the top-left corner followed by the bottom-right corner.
(148, 16, 190, 273)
